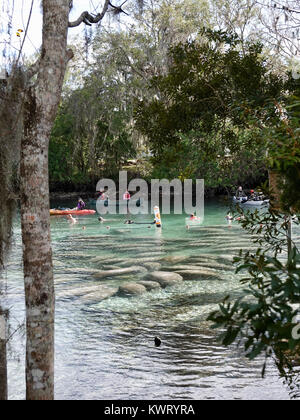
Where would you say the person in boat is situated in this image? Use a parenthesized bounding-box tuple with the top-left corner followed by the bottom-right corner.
(235, 186, 246, 198)
(249, 189, 256, 200)
(77, 198, 86, 210)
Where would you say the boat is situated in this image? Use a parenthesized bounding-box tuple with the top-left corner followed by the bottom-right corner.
(50, 209, 96, 216)
(233, 196, 269, 207)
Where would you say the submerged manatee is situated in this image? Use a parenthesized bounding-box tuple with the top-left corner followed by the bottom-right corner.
(117, 282, 147, 297)
(174, 269, 222, 280)
(146, 271, 183, 288)
(138, 280, 161, 290)
(80, 287, 118, 303)
(93, 266, 147, 279)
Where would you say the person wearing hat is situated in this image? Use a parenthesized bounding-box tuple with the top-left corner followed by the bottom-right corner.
(249, 189, 256, 200)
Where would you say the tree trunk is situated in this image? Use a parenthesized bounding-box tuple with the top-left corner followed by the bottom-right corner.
(20, 0, 70, 400)
(268, 169, 282, 210)
(0, 311, 7, 400)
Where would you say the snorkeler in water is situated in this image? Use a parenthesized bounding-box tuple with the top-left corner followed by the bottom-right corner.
(124, 220, 134, 224)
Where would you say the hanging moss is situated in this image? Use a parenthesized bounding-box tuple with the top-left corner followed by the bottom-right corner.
(0, 66, 24, 268)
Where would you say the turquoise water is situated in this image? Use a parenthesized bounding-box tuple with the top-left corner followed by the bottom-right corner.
(2, 199, 297, 400)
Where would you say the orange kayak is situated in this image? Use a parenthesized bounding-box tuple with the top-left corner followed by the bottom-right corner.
(50, 209, 96, 216)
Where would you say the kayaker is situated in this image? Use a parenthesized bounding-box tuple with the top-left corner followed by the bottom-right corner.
(77, 198, 86, 210)
(249, 189, 256, 200)
(235, 186, 246, 198)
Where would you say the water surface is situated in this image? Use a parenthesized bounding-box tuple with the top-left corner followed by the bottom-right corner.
(3, 199, 297, 400)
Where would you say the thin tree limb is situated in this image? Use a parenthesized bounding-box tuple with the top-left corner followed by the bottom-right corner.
(68, 0, 110, 27)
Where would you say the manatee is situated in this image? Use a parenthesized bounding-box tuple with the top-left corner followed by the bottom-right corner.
(100, 265, 122, 270)
(141, 262, 162, 271)
(134, 252, 164, 259)
(93, 266, 147, 279)
(80, 287, 118, 303)
(57, 284, 117, 301)
(138, 280, 161, 290)
(117, 259, 139, 268)
(193, 262, 233, 271)
(56, 284, 106, 299)
(161, 265, 216, 271)
(63, 267, 101, 275)
(117, 282, 147, 297)
(174, 269, 222, 280)
(90, 256, 125, 264)
(160, 256, 189, 264)
(146, 271, 183, 288)
(113, 257, 161, 267)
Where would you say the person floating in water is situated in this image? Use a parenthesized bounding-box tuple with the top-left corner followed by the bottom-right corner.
(67, 214, 77, 224)
(124, 219, 134, 224)
(189, 213, 197, 220)
(123, 190, 131, 201)
(226, 212, 234, 228)
(77, 197, 86, 210)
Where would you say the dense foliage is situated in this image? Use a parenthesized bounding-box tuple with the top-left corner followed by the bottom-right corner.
(49, 0, 282, 191)
(134, 33, 288, 188)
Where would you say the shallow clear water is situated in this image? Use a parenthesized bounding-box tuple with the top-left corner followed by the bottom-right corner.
(2, 199, 298, 400)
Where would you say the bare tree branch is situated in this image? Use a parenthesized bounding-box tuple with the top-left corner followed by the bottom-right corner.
(68, 0, 110, 27)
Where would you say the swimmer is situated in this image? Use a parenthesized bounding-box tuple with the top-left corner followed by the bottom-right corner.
(124, 220, 134, 224)
(67, 214, 77, 224)
(98, 216, 107, 223)
(226, 212, 233, 228)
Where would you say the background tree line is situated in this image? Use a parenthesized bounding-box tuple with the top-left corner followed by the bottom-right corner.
(50, 0, 292, 192)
